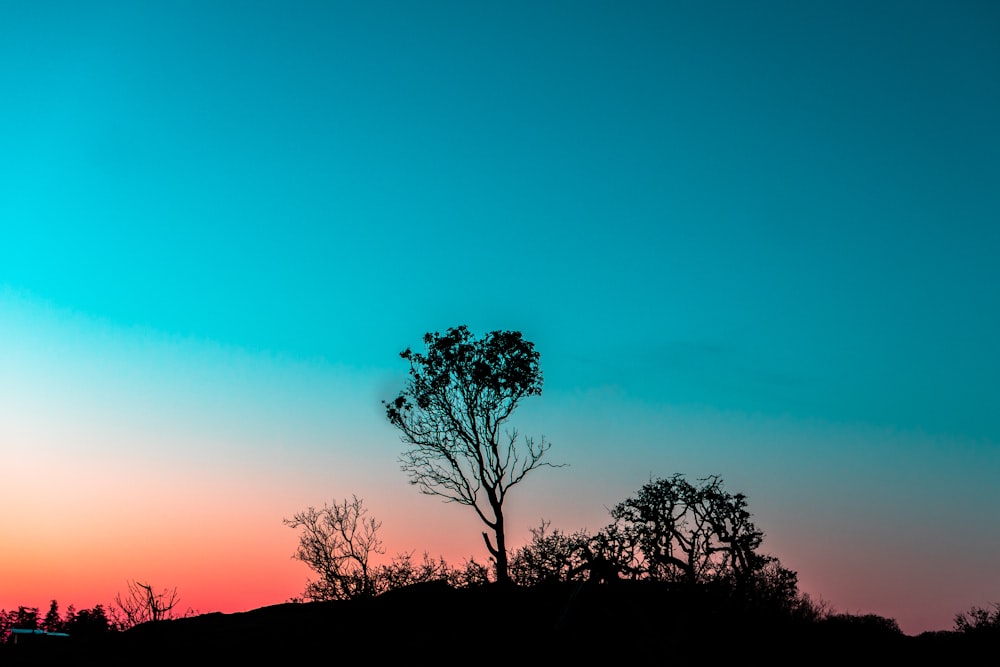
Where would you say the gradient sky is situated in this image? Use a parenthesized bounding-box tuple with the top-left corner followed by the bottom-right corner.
(1, 1, 998, 635)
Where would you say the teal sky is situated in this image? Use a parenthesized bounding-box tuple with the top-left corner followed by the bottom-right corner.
(1, 1, 998, 635)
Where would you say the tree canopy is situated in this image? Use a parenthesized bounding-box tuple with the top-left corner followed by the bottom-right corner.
(609, 474, 765, 585)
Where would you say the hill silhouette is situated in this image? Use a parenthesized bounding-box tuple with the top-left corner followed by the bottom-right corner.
(2, 580, 986, 665)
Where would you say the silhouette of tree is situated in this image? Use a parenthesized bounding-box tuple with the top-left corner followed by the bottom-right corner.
(41, 600, 63, 633)
(63, 605, 77, 631)
(384, 325, 556, 584)
(113, 580, 180, 628)
(607, 474, 771, 586)
(66, 605, 114, 638)
(955, 602, 1000, 635)
(284, 495, 385, 601)
(510, 520, 591, 586)
(10, 606, 39, 631)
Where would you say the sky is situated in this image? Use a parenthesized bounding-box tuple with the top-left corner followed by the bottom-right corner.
(1, 1, 998, 635)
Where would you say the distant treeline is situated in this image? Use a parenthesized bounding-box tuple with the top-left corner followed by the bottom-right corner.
(0, 601, 115, 644)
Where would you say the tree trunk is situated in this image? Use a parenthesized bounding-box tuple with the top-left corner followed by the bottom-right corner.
(482, 510, 511, 585)
(494, 512, 509, 585)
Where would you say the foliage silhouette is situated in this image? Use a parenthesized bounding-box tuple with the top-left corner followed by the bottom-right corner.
(0, 602, 115, 646)
(606, 474, 772, 586)
(509, 520, 591, 586)
(41, 600, 62, 633)
(0, 606, 39, 642)
(285, 495, 495, 601)
(822, 612, 903, 636)
(954, 602, 1000, 635)
(375, 551, 449, 592)
(380, 551, 493, 590)
(506, 474, 803, 612)
(284, 496, 384, 601)
(65, 604, 114, 638)
(384, 325, 558, 584)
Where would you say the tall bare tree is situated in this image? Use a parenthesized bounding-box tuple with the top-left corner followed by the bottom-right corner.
(384, 325, 558, 584)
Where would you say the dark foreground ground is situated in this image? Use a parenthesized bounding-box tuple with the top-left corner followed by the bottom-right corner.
(2, 581, 991, 665)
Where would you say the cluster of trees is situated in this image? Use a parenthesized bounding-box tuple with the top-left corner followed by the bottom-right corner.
(510, 473, 801, 597)
(0, 579, 188, 644)
(287, 325, 548, 599)
(0, 601, 114, 643)
(286, 474, 806, 612)
(287, 324, 998, 636)
(289, 326, 802, 607)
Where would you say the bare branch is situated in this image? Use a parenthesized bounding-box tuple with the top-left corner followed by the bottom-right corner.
(113, 580, 182, 629)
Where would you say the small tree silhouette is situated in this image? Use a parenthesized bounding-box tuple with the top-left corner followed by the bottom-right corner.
(41, 600, 63, 633)
(113, 580, 180, 628)
(284, 495, 384, 601)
